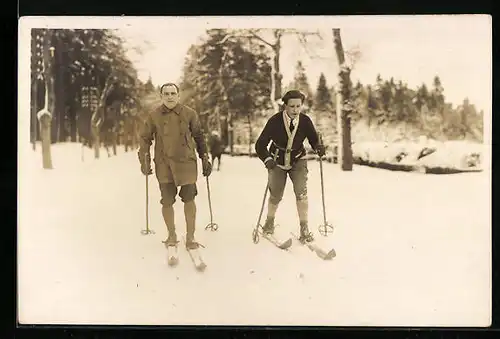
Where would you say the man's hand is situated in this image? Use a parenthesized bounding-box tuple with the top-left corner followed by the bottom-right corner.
(264, 158, 277, 170)
(138, 152, 153, 175)
(202, 155, 212, 177)
(141, 163, 153, 176)
(315, 144, 326, 157)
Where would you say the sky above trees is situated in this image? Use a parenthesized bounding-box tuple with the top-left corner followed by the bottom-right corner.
(19, 15, 491, 114)
(116, 15, 491, 114)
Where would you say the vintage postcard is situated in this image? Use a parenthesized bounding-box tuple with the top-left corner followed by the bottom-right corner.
(17, 15, 492, 327)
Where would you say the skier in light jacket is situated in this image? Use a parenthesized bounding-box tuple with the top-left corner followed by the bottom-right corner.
(138, 83, 212, 250)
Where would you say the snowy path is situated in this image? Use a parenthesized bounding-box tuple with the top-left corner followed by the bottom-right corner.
(18, 144, 491, 326)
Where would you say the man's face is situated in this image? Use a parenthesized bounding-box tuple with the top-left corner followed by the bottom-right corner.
(285, 98, 303, 119)
(161, 85, 180, 109)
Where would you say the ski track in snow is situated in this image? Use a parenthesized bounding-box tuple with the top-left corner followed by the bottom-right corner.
(18, 143, 491, 326)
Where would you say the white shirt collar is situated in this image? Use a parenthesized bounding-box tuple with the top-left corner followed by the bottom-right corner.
(283, 111, 297, 124)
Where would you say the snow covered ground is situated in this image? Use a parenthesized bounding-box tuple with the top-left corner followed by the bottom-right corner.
(18, 142, 491, 327)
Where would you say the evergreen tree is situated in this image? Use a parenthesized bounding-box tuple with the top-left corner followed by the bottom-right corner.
(144, 75, 155, 93)
(179, 29, 272, 145)
(30, 28, 144, 147)
(314, 73, 332, 111)
(429, 75, 445, 113)
(290, 60, 314, 110)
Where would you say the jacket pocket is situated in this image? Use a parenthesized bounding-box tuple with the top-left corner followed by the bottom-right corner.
(180, 133, 195, 161)
(185, 133, 194, 150)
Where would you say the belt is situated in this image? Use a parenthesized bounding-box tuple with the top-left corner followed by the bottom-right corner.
(271, 141, 299, 153)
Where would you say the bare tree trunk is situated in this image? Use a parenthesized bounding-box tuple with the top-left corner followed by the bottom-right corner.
(217, 50, 229, 137)
(50, 41, 61, 144)
(39, 113, 53, 169)
(54, 64, 64, 143)
(131, 115, 139, 150)
(31, 31, 38, 150)
(271, 31, 283, 111)
(38, 29, 54, 169)
(69, 108, 77, 142)
(123, 115, 130, 152)
(112, 124, 118, 156)
(333, 29, 353, 171)
(91, 74, 115, 159)
(31, 78, 38, 150)
(247, 113, 253, 156)
(228, 111, 234, 155)
(55, 38, 67, 143)
(92, 125, 100, 158)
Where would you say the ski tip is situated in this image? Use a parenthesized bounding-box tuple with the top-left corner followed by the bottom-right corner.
(196, 263, 207, 272)
(168, 257, 179, 267)
(279, 238, 293, 250)
(323, 248, 337, 260)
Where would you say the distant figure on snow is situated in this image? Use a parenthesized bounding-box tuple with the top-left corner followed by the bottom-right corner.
(208, 130, 224, 171)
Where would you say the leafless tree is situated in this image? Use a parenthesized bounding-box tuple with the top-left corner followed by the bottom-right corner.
(333, 28, 354, 171)
(36, 29, 55, 169)
(91, 73, 116, 159)
(217, 29, 323, 112)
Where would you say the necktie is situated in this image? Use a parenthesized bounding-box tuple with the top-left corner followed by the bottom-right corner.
(289, 119, 294, 131)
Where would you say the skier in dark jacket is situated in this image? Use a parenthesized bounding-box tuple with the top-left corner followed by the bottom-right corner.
(255, 90, 326, 243)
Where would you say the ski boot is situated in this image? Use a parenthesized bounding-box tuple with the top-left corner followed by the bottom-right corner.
(298, 222, 314, 244)
(261, 217, 275, 235)
(185, 235, 204, 250)
(163, 233, 179, 248)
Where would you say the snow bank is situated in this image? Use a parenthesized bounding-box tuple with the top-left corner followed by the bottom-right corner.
(352, 139, 485, 174)
(223, 139, 486, 174)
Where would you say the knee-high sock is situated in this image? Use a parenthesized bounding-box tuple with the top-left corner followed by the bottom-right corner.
(162, 205, 176, 234)
(296, 199, 308, 225)
(267, 200, 279, 220)
(184, 201, 196, 241)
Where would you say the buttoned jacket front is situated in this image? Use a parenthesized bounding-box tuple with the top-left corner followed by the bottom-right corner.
(139, 103, 207, 185)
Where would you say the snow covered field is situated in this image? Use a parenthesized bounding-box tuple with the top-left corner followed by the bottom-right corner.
(18, 143, 491, 327)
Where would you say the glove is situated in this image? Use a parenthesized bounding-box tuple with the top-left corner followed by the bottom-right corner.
(139, 152, 152, 175)
(315, 144, 326, 157)
(265, 158, 277, 170)
(202, 155, 212, 177)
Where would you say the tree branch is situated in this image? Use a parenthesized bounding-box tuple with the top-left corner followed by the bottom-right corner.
(217, 30, 275, 49)
(247, 30, 275, 48)
(288, 29, 326, 60)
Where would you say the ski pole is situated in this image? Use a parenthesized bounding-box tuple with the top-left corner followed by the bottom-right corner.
(205, 176, 219, 231)
(141, 172, 155, 235)
(252, 149, 279, 244)
(317, 133, 334, 236)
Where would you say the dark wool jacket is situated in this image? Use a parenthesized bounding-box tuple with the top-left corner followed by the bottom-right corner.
(255, 111, 321, 168)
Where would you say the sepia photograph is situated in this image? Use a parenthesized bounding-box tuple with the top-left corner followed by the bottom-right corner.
(17, 15, 491, 327)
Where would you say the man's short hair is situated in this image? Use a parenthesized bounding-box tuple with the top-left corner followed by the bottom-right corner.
(282, 90, 306, 105)
(160, 83, 179, 94)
